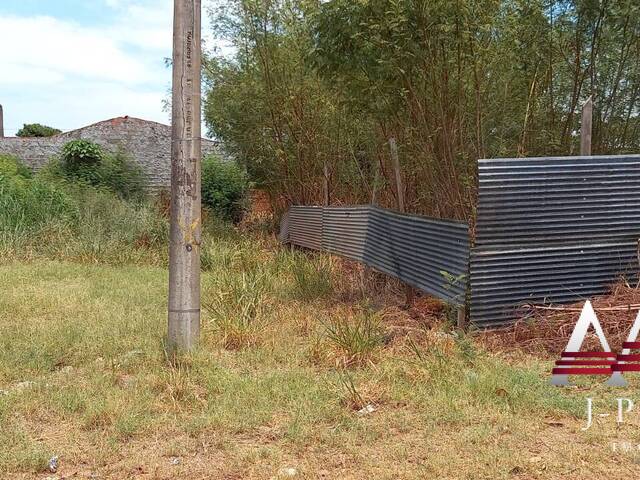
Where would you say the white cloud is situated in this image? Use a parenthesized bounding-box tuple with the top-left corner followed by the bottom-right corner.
(0, 64, 66, 86)
(0, 1, 217, 136)
(104, 0, 175, 52)
(0, 1, 173, 134)
(4, 81, 169, 132)
(0, 15, 153, 84)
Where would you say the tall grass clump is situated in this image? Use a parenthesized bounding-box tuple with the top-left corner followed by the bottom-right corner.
(0, 154, 32, 179)
(324, 308, 385, 367)
(0, 155, 76, 244)
(96, 149, 147, 201)
(203, 269, 273, 349)
(287, 251, 333, 301)
(50, 185, 167, 263)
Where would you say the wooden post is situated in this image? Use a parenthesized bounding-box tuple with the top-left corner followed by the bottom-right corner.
(389, 138, 404, 212)
(457, 305, 467, 330)
(581, 96, 593, 156)
(370, 157, 380, 206)
(389, 137, 414, 307)
(365, 158, 379, 291)
(168, 0, 202, 354)
(323, 162, 330, 206)
(0, 104, 4, 138)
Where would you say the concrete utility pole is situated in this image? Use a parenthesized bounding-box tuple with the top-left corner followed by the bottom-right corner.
(0, 104, 4, 138)
(581, 96, 593, 156)
(168, 0, 202, 354)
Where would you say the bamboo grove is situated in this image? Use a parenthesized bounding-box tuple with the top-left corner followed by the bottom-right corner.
(203, 0, 640, 220)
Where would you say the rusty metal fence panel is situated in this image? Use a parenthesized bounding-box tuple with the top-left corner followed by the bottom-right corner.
(282, 205, 469, 305)
(471, 155, 640, 327)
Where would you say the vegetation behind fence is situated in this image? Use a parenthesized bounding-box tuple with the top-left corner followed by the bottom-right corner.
(284, 155, 640, 328)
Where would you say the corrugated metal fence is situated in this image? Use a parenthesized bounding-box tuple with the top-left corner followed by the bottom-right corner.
(470, 155, 640, 327)
(282, 205, 469, 305)
(281, 155, 640, 328)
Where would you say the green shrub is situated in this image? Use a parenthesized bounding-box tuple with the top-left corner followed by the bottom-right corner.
(57, 142, 146, 200)
(201, 155, 250, 223)
(0, 155, 32, 180)
(15, 123, 61, 137)
(60, 140, 104, 184)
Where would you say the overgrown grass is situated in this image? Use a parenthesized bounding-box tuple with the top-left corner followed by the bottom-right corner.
(0, 155, 166, 265)
(0, 190, 168, 265)
(0, 165, 633, 477)
(203, 269, 273, 349)
(287, 250, 333, 300)
(1, 231, 627, 479)
(0, 172, 75, 240)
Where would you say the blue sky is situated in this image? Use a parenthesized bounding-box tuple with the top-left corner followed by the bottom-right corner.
(0, 1, 124, 24)
(0, 0, 215, 136)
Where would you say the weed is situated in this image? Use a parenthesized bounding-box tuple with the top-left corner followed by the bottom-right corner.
(306, 334, 329, 366)
(336, 371, 366, 410)
(114, 411, 145, 440)
(83, 399, 114, 430)
(452, 330, 478, 364)
(324, 308, 385, 367)
(203, 269, 272, 349)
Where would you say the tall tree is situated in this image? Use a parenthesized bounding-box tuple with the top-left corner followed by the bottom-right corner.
(204, 0, 640, 221)
(16, 123, 61, 137)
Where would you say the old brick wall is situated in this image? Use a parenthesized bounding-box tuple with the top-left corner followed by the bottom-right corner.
(0, 116, 222, 190)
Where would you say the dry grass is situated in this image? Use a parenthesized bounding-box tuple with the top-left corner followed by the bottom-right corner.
(3, 229, 640, 479)
(480, 280, 640, 356)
